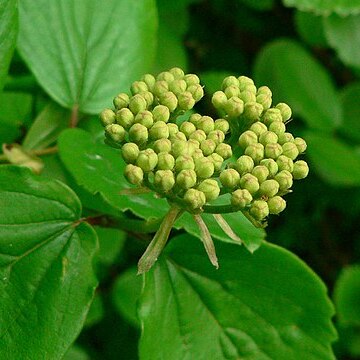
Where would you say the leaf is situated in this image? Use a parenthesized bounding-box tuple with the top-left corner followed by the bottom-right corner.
(58, 128, 169, 220)
(0, 166, 98, 359)
(238, 0, 274, 11)
(305, 132, 360, 186)
(253, 39, 342, 131)
(324, 14, 360, 71)
(63, 346, 90, 360)
(283, 0, 360, 16)
(139, 234, 337, 360)
(17, 0, 157, 114)
(295, 11, 327, 47)
(85, 293, 104, 328)
(0, 0, 18, 91)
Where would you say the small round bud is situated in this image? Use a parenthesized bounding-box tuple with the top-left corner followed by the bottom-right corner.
(106, 124, 126, 143)
(256, 94, 272, 110)
(245, 143, 265, 163)
(282, 142, 299, 160)
(243, 83, 257, 95)
(152, 105, 170, 123)
(257, 86, 272, 97)
(189, 113, 202, 125)
(278, 132, 294, 145)
(189, 129, 207, 143)
(192, 148, 204, 160)
(175, 155, 195, 172)
(140, 91, 154, 108)
(129, 94, 147, 114)
(240, 90, 256, 103)
(100, 109, 116, 126)
(176, 169, 197, 189)
(208, 153, 224, 172)
(116, 108, 135, 129)
(224, 85, 240, 99)
(238, 76, 254, 90)
(267, 196, 286, 215)
(274, 170, 293, 191)
(135, 110, 154, 128)
(215, 143, 232, 159)
(197, 179, 220, 201)
(208, 130, 225, 145)
(259, 179, 279, 197)
(195, 157, 215, 179)
(171, 131, 187, 142)
(276, 155, 294, 172)
(113, 93, 129, 110)
(131, 81, 148, 95)
(214, 118, 229, 134)
(154, 170, 175, 192)
(200, 139, 217, 156)
(275, 103, 292, 121)
(183, 189, 206, 210)
(187, 84, 204, 102)
(239, 173, 260, 195)
(178, 91, 196, 110)
(167, 123, 179, 137)
(252, 165, 269, 183)
(265, 143, 283, 160)
(293, 137, 307, 154)
(238, 130, 258, 149)
(124, 164, 144, 185)
(269, 121, 286, 135)
(197, 116, 215, 134)
(243, 102, 263, 122)
(250, 121, 268, 137)
(180, 121, 197, 138)
(184, 74, 200, 86)
(149, 121, 170, 140)
(260, 159, 278, 177)
(249, 200, 269, 220)
(293, 160, 309, 180)
(212, 91, 228, 110)
(169, 67, 185, 79)
(220, 168, 240, 188)
(224, 97, 244, 117)
(222, 76, 239, 89)
(136, 149, 158, 172)
(153, 138, 172, 153)
(235, 155, 254, 175)
(231, 189, 252, 209)
(129, 123, 148, 144)
(169, 79, 187, 95)
(187, 139, 200, 153)
(159, 91, 178, 112)
(262, 108, 282, 126)
(259, 131, 278, 146)
(141, 74, 156, 90)
(153, 80, 169, 97)
(157, 152, 175, 170)
(157, 71, 175, 83)
(121, 143, 139, 164)
(171, 140, 189, 158)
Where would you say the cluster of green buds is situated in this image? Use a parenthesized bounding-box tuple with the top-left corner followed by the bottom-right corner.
(100, 69, 309, 274)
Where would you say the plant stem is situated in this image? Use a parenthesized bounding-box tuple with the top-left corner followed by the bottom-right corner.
(213, 214, 242, 243)
(69, 104, 79, 128)
(0, 145, 58, 162)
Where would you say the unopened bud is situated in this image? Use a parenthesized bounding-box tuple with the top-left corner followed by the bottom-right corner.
(189, 129, 206, 142)
(100, 109, 116, 126)
(135, 110, 154, 128)
(260, 158, 278, 177)
(153, 80, 169, 97)
(129, 123, 148, 144)
(259, 179, 279, 197)
(208, 130, 225, 145)
(222, 76, 239, 89)
(197, 116, 215, 134)
(152, 105, 170, 123)
(224, 85, 240, 99)
(200, 139, 217, 156)
(171, 140, 189, 158)
(153, 138, 172, 153)
(215, 143, 232, 159)
(239, 173, 260, 194)
(238, 130, 258, 149)
(267, 196, 286, 214)
(293, 137, 307, 154)
(131, 81, 148, 95)
(282, 142, 299, 160)
(249, 200, 269, 220)
(169, 79, 187, 95)
(220, 168, 240, 188)
(159, 91, 178, 112)
(149, 121, 170, 140)
(116, 108, 135, 129)
(180, 121, 197, 138)
(208, 153, 224, 172)
(212, 91, 228, 109)
(187, 84, 204, 102)
(189, 113, 202, 125)
(124, 164, 143, 185)
(141, 74, 156, 90)
(238, 76, 254, 91)
(257, 86, 272, 97)
(106, 124, 126, 143)
(243, 102, 263, 122)
(157, 152, 175, 170)
(256, 93, 272, 110)
(275, 170, 293, 190)
(178, 91, 196, 110)
(113, 93, 130, 110)
(214, 118, 230, 134)
(245, 143, 265, 163)
(293, 160, 309, 180)
(224, 97, 244, 117)
(262, 108, 282, 126)
(240, 90, 256, 103)
(235, 155, 254, 175)
(197, 179, 220, 201)
(264, 143, 282, 159)
(167, 123, 179, 138)
(184, 74, 200, 86)
(276, 155, 294, 172)
(129, 94, 147, 114)
(140, 91, 154, 108)
(121, 142, 139, 164)
(169, 67, 185, 79)
(184, 188, 206, 210)
(136, 149, 158, 172)
(175, 155, 195, 171)
(171, 131, 187, 142)
(275, 103, 292, 121)
(278, 132, 294, 145)
(252, 165, 269, 183)
(154, 170, 175, 192)
(250, 121, 267, 137)
(192, 148, 204, 160)
(157, 71, 175, 83)
(269, 121, 286, 135)
(259, 131, 278, 146)
(176, 169, 197, 189)
(231, 189, 252, 209)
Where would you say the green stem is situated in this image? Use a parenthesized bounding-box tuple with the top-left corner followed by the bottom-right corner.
(213, 214, 242, 243)
(137, 205, 183, 274)
(0, 145, 58, 162)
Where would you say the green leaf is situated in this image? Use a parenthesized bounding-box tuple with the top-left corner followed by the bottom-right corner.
(63, 346, 90, 360)
(139, 234, 337, 360)
(283, 0, 360, 16)
(334, 264, 360, 326)
(58, 128, 168, 220)
(305, 132, 360, 186)
(0, 0, 18, 91)
(0, 166, 98, 359)
(253, 39, 342, 131)
(295, 11, 327, 47)
(323, 14, 360, 70)
(18, 0, 157, 114)
(85, 293, 104, 328)
(238, 0, 274, 11)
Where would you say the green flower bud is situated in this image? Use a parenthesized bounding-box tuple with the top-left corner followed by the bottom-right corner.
(178, 91, 196, 110)
(214, 118, 230, 134)
(175, 155, 195, 172)
(252, 165, 269, 183)
(124, 164, 143, 185)
(183, 188, 206, 210)
(264, 143, 283, 159)
(278, 132, 294, 145)
(293, 137, 307, 154)
(240, 90, 256, 103)
(100, 109, 116, 126)
(149, 121, 170, 140)
(200, 139, 217, 156)
(171, 140, 189, 158)
(240, 173, 260, 195)
(222, 76, 239, 89)
(257, 86, 272, 97)
(243, 83, 257, 95)
(129, 123, 148, 144)
(121, 142, 139, 164)
(275, 170, 293, 191)
(159, 91, 178, 112)
(139, 91, 154, 108)
(135, 110, 154, 128)
(220, 168, 240, 188)
(154, 170, 175, 192)
(131, 81, 148, 95)
(259, 131, 278, 146)
(238, 130, 258, 149)
(113, 93, 130, 110)
(276, 155, 294, 172)
(152, 105, 170, 123)
(268, 121, 286, 135)
(189, 113, 202, 125)
(208, 153, 224, 172)
(243, 102, 263, 122)
(238, 76, 254, 91)
(197, 116, 215, 134)
(169, 79, 187, 95)
(153, 80, 169, 97)
(260, 159, 278, 177)
(235, 155, 254, 175)
(293, 160, 309, 180)
(171, 131, 187, 142)
(188, 139, 200, 153)
(259, 179, 279, 197)
(215, 143, 232, 159)
(153, 138, 172, 153)
(157, 71, 175, 83)
(197, 179, 220, 201)
(224, 85, 240, 99)
(245, 143, 265, 163)
(192, 148, 204, 160)
(249, 200, 269, 220)
(250, 121, 268, 137)
(224, 97, 244, 117)
(176, 169, 197, 189)
(207, 130, 225, 145)
(129, 94, 147, 114)
(167, 123, 179, 137)
(195, 156, 215, 179)
(275, 103, 292, 121)
(157, 152, 175, 170)
(262, 108, 282, 126)
(267, 196, 286, 215)
(231, 189, 253, 209)
(256, 93, 272, 110)
(116, 108, 135, 129)
(106, 124, 126, 143)
(136, 149, 158, 172)
(180, 121, 197, 138)
(169, 67, 185, 79)
(184, 74, 200, 86)
(187, 84, 204, 102)
(141, 74, 156, 90)
(282, 142, 299, 160)
(212, 91, 228, 109)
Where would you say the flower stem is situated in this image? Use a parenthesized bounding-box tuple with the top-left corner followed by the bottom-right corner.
(213, 214, 242, 243)
(0, 145, 58, 162)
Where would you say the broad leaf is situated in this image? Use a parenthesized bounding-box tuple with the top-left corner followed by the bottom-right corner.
(0, 0, 17, 91)
(295, 11, 327, 47)
(0, 166, 98, 359)
(253, 39, 341, 131)
(18, 0, 157, 114)
(139, 234, 337, 360)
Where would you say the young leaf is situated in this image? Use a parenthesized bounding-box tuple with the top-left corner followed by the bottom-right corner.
(0, 166, 98, 359)
(295, 11, 327, 47)
(139, 234, 337, 360)
(17, 0, 157, 114)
